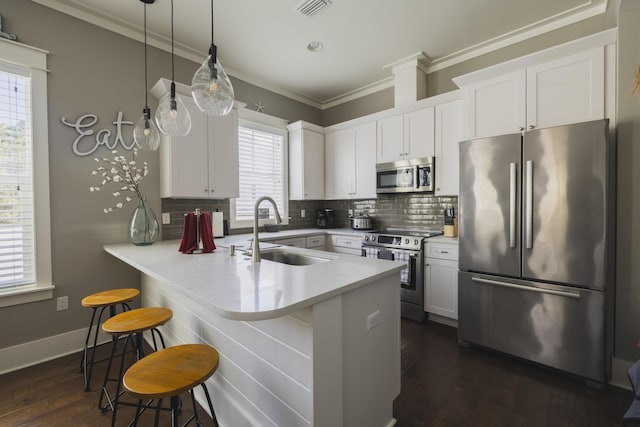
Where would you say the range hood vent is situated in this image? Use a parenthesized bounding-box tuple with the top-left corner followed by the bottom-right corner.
(295, 0, 332, 17)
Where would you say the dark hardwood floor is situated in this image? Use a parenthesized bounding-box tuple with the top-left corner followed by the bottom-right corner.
(393, 319, 631, 427)
(0, 319, 632, 426)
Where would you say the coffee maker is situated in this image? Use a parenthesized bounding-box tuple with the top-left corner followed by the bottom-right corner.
(316, 208, 335, 229)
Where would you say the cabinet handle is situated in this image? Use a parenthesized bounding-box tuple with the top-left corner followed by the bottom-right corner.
(518, 127, 525, 131)
(528, 125, 535, 130)
(203, 189, 208, 192)
(398, 153, 403, 157)
(436, 250, 449, 254)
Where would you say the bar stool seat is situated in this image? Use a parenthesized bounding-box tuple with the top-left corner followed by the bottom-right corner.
(123, 344, 220, 427)
(80, 288, 139, 391)
(99, 307, 173, 425)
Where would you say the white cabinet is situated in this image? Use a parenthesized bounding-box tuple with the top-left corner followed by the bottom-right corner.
(434, 99, 463, 196)
(424, 240, 458, 321)
(325, 121, 377, 200)
(305, 235, 326, 250)
(328, 234, 362, 256)
(273, 237, 306, 248)
(376, 107, 434, 163)
(461, 47, 607, 139)
(288, 121, 324, 200)
(152, 79, 241, 199)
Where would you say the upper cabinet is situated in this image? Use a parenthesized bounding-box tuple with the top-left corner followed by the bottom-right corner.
(287, 121, 324, 200)
(377, 107, 435, 163)
(325, 121, 377, 200)
(434, 98, 463, 196)
(455, 30, 616, 139)
(151, 79, 242, 199)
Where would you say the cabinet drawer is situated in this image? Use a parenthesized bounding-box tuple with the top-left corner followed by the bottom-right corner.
(274, 237, 306, 248)
(425, 242, 458, 261)
(305, 235, 326, 248)
(331, 235, 361, 249)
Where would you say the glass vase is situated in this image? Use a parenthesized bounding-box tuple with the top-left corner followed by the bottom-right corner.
(128, 197, 159, 246)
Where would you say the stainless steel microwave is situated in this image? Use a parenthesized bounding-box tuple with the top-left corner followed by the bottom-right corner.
(376, 157, 434, 194)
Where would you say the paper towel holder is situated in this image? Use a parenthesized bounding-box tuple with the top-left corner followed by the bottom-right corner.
(188, 208, 204, 253)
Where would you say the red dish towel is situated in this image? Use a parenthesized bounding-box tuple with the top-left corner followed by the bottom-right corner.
(179, 213, 197, 253)
(179, 212, 216, 254)
(199, 212, 216, 253)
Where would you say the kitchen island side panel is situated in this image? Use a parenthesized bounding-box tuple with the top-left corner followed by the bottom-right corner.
(142, 275, 314, 427)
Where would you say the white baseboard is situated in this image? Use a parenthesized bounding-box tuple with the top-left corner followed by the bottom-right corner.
(0, 326, 110, 376)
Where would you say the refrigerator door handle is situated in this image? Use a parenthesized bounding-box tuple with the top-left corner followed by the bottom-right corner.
(509, 162, 517, 248)
(525, 160, 533, 249)
(471, 277, 581, 299)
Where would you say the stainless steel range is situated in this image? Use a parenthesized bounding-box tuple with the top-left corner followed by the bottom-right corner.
(361, 228, 442, 322)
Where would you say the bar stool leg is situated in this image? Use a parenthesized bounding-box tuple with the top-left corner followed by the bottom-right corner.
(201, 383, 219, 427)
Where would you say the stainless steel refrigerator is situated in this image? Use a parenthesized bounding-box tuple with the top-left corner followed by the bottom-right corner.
(458, 119, 615, 386)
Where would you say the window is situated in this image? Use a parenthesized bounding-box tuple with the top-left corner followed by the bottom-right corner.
(0, 40, 53, 307)
(230, 110, 288, 229)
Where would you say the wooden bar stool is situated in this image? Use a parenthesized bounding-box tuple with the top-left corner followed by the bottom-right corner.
(80, 288, 140, 391)
(98, 306, 173, 425)
(123, 344, 220, 427)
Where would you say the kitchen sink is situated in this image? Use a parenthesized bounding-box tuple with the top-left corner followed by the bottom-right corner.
(260, 249, 332, 266)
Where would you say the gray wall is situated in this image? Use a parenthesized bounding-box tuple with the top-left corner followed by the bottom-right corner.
(614, 0, 640, 363)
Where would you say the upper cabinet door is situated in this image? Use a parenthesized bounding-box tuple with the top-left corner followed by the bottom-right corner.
(159, 94, 210, 199)
(208, 109, 239, 199)
(464, 70, 526, 139)
(324, 128, 355, 199)
(376, 115, 404, 163)
(353, 122, 377, 199)
(526, 47, 605, 130)
(404, 106, 435, 159)
(289, 124, 324, 200)
(435, 99, 463, 196)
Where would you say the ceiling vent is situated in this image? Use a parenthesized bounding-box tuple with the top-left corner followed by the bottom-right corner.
(295, 0, 332, 17)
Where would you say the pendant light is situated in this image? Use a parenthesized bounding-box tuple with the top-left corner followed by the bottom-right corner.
(155, 0, 191, 136)
(191, 0, 234, 116)
(133, 0, 161, 151)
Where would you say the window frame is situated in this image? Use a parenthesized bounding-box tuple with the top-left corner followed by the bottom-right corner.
(0, 39, 53, 307)
(230, 109, 289, 230)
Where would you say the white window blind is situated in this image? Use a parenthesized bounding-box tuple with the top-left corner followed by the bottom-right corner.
(235, 126, 285, 221)
(0, 68, 34, 290)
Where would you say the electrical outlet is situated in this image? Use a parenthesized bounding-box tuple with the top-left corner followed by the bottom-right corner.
(161, 212, 171, 224)
(367, 310, 380, 331)
(57, 296, 69, 311)
(300, 209, 305, 218)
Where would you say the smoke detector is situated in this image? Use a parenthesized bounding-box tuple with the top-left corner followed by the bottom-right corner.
(295, 0, 332, 17)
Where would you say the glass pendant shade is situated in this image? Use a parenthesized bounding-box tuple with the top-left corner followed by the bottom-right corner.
(191, 54, 234, 116)
(155, 90, 192, 136)
(134, 108, 161, 151)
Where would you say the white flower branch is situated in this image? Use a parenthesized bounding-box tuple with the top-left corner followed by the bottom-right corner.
(89, 149, 149, 213)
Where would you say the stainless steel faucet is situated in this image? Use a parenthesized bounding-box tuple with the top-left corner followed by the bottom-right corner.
(250, 196, 282, 263)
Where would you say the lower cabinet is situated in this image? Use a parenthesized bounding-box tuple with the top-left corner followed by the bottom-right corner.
(328, 234, 362, 256)
(424, 240, 459, 321)
(273, 237, 306, 248)
(305, 235, 327, 250)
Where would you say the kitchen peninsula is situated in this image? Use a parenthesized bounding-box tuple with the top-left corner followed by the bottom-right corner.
(104, 240, 403, 427)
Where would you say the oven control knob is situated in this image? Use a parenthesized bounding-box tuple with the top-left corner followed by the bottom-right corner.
(405, 238, 410, 244)
(364, 236, 369, 241)
(371, 236, 376, 241)
(414, 239, 419, 245)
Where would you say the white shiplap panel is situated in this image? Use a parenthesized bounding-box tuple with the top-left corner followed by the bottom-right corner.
(142, 277, 313, 426)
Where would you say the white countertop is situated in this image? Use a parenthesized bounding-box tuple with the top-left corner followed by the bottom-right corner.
(104, 240, 403, 321)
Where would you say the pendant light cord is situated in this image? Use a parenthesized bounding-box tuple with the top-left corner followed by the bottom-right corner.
(143, 2, 149, 109)
(171, 0, 175, 82)
(210, 0, 214, 45)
